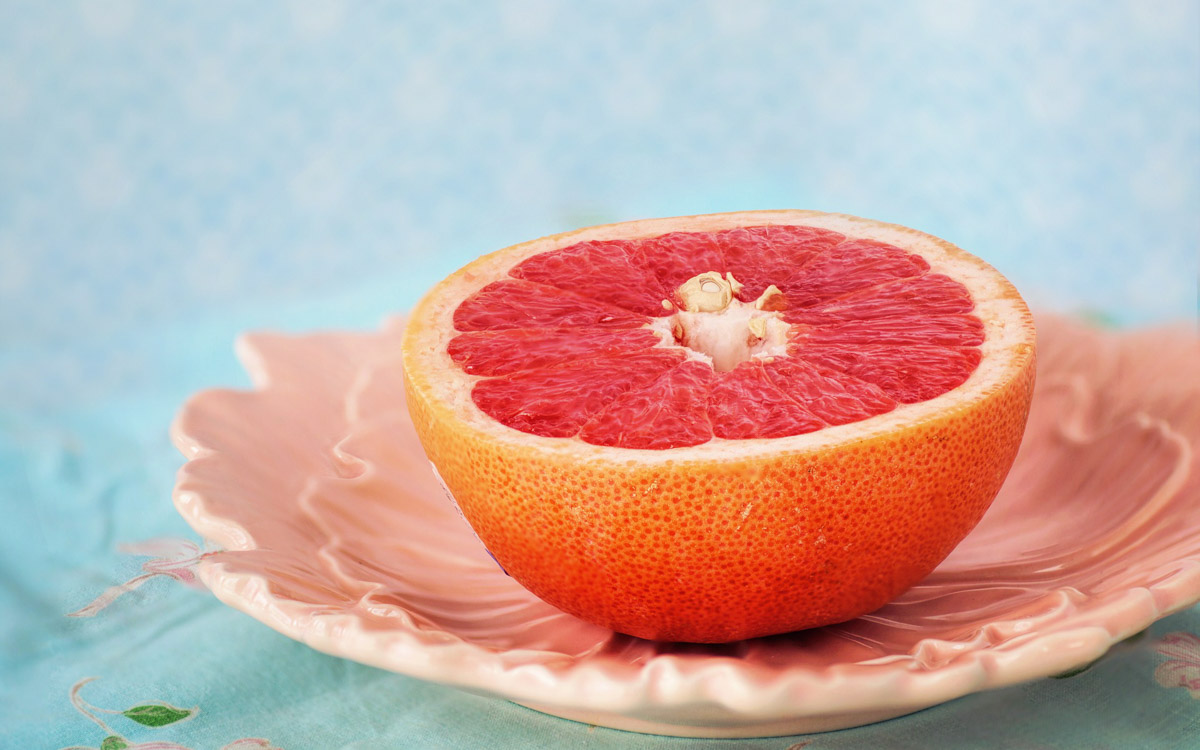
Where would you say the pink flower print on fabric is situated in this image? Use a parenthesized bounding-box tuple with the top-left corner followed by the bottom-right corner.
(1153, 632, 1200, 698)
(68, 538, 211, 618)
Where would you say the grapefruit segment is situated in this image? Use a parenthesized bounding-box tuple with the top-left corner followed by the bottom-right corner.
(794, 344, 983, 403)
(762, 357, 897, 425)
(718, 225, 844, 301)
(579, 361, 715, 449)
(786, 273, 975, 324)
(447, 327, 661, 376)
(402, 210, 1036, 643)
(796, 314, 986, 347)
(708, 362, 826, 439)
(453, 279, 647, 331)
(782, 238, 930, 307)
(470, 349, 686, 438)
(510, 239, 670, 317)
(634, 231, 726, 294)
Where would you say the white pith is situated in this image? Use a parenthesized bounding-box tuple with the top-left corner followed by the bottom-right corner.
(650, 296, 790, 372)
(403, 210, 1036, 465)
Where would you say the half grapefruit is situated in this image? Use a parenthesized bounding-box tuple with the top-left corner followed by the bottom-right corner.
(402, 210, 1036, 643)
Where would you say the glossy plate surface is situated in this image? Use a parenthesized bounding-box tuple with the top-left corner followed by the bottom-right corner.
(173, 314, 1200, 738)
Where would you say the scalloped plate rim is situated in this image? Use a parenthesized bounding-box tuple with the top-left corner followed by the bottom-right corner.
(171, 317, 1200, 738)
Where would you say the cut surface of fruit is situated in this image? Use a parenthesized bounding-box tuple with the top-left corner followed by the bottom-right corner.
(402, 210, 1036, 643)
(443, 225, 984, 445)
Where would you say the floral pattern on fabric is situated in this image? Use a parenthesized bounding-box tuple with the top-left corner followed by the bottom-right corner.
(60, 677, 280, 750)
(67, 539, 212, 618)
(62, 543, 279, 748)
(1154, 632, 1200, 698)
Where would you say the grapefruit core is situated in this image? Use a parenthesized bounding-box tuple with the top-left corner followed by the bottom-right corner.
(402, 210, 1036, 643)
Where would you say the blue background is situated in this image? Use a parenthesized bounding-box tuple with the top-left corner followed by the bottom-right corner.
(2, 0, 1198, 413)
(2, 2, 1199, 748)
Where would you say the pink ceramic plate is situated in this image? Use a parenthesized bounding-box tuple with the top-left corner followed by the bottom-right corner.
(172, 314, 1200, 738)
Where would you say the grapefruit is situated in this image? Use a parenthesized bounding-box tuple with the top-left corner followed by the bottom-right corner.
(402, 210, 1036, 643)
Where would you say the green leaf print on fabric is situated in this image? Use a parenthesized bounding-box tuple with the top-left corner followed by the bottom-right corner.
(122, 704, 195, 727)
(63, 677, 279, 750)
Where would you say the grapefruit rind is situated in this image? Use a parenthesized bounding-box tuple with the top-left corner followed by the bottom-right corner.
(402, 210, 1036, 642)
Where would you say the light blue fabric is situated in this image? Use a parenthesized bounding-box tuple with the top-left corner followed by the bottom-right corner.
(3, 306, 1199, 749)
(2, 1, 1198, 747)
